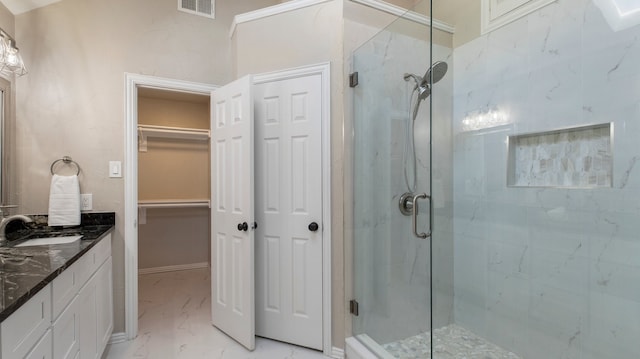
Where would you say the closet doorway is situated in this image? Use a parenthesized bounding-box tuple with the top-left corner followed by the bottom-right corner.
(124, 74, 218, 341)
(137, 87, 211, 275)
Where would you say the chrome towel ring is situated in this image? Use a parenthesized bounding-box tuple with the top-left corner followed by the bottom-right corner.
(50, 156, 81, 176)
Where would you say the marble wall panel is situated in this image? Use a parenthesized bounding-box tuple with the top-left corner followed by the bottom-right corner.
(453, 0, 640, 357)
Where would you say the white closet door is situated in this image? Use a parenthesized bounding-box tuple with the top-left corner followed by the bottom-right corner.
(210, 75, 255, 351)
(254, 74, 323, 350)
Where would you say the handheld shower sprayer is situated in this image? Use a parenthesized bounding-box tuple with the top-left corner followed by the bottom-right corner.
(403, 73, 431, 100)
(399, 61, 449, 211)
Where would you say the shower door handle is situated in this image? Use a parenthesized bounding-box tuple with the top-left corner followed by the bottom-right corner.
(412, 193, 432, 239)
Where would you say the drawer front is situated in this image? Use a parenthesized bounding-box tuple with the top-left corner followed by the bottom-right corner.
(25, 328, 52, 359)
(1, 285, 52, 359)
(51, 265, 77, 320)
(53, 296, 79, 359)
(73, 251, 93, 295)
(77, 234, 110, 290)
(92, 234, 112, 271)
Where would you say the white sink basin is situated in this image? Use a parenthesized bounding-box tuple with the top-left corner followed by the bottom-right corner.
(15, 235, 83, 247)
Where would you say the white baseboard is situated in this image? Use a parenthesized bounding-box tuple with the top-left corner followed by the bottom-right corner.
(109, 332, 127, 345)
(331, 346, 345, 358)
(138, 262, 209, 275)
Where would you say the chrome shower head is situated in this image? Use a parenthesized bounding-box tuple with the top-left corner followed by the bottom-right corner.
(424, 61, 448, 86)
(403, 61, 448, 101)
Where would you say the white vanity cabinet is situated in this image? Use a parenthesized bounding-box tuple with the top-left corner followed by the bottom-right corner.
(0, 233, 113, 359)
(52, 296, 79, 359)
(25, 329, 52, 359)
(94, 257, 113, 356)
(78, 257, 113, 359)
(52, 234, 113, 359)
(0, 286, 52, 358)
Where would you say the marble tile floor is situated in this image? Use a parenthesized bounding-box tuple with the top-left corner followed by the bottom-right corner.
(382, 324, 522, 359)
(105, 268, 328, 359)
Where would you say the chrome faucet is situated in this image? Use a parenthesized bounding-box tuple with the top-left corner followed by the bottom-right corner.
(0, 215, 33, 244)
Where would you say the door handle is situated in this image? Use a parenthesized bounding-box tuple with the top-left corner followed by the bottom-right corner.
(308, 222, 319, 232)
(412, 193, 432, 239)
(237, 222, 248, 231)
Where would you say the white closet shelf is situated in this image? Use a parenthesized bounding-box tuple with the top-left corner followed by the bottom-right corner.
(137, 199, 211, 208)
(138, 125, 210, 151)
(138, 124, 210, 140)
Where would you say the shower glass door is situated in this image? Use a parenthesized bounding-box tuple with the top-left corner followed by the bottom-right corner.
(351, 1, 454, 357)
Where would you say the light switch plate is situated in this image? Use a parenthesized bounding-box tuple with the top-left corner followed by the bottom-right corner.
(109, 161, 122, 178)
(81, 194, 92, 211)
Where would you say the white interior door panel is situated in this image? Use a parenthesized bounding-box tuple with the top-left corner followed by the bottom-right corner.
(210, 75, 255, 351)
(254, 74, 323, 350)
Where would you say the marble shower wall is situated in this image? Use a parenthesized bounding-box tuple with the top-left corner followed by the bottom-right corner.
(352, 17, 454, 345)
(452, 0, 640, 358)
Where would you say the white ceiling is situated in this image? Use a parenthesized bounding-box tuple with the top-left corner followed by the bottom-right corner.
(0, 0, 61, 14)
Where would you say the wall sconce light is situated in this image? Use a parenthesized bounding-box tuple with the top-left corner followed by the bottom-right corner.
(0, 28, 26, 77)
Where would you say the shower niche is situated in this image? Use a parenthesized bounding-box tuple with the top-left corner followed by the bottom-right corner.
(507, 123, 613, 188)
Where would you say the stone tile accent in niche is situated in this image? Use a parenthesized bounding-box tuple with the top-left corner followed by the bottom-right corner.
(507, 123, 612, 187)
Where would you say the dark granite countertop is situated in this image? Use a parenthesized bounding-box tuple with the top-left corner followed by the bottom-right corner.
(0, 212, 115, 322)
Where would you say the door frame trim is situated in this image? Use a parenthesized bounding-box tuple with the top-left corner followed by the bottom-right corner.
(124, 73, 218, 340)
(124, 63, 333, 354)
(252, 62, 332, 355)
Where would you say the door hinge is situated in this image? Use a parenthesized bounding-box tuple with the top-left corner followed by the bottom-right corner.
(350, 299, 359, 316)
(349, 72, 359, 88)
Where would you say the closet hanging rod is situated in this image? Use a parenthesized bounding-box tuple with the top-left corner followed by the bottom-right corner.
(138, 125, 210, 151)
(137, 199, 211, 209)
(138, 124, 210, 140)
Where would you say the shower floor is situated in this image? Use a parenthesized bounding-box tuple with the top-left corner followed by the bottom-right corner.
(382, 324, 522, 359)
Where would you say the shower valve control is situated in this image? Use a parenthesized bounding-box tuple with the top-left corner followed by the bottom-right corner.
(399, 192, 415, 216)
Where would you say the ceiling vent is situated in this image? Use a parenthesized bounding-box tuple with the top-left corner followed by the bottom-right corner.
(178, 0, 215, 19)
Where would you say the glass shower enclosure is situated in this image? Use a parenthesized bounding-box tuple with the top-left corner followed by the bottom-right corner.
(350, 0, 640, 358)
(351, 0, 454, 356)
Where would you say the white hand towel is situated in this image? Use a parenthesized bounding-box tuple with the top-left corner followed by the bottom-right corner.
(48, 174, 81, 226)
